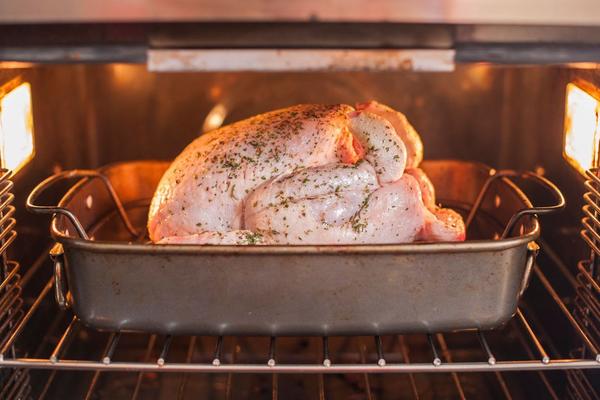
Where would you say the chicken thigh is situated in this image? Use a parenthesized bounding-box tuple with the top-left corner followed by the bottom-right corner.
(356, 100, 424, 168)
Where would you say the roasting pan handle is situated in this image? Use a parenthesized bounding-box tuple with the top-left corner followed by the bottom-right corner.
(520, 241, 540, 297)
(466, 170, 566, 239)
(50, 242, 69, 310)
(26, 169, 138, 239)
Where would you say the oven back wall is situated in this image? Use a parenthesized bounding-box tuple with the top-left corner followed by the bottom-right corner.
(4, 63, 598, 268)
(42, 64, 514, 167)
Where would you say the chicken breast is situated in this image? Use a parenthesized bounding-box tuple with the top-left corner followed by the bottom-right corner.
(149, 102, 465, 245)
(149, 104, 361, 242)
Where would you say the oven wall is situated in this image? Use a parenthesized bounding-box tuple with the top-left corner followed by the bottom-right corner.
(39, 65, 515, 167)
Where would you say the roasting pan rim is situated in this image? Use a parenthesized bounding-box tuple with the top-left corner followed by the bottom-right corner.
(50, 159, 540, 254)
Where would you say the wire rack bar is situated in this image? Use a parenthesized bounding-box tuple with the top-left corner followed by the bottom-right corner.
(1, 368, 29, 400)
(583, 170, 600, 258)
(398, 335, 420, 399)
(566, 169, 600, 400)
(477, 330, 497, 365)
(0, 168, 29, 399)
(268, 336, 276, 367)
(436, 333, 466, 400)
(1, 357, 598, 373)
(84, 332, 120, 400)
(577, 261, 600, 293)
(175, 336, 197, 400)
(534, 266, 600, 360)
(516, 308, 550, 364)
(358, 339, 374, 400)
(0, 261, 19, 293)
(212, 336, 223, 366)
(50, 316, 78, 363)
(568, 367, 596, 400)
(374, 335, 385, 367)
(130, 334, 157, 400)
(427, 334, 442, 366)
(157, 335, 173, 366)
(322, 337, 330, 367)
(0, 368, 26, 399)
(0, 277, 53, 360)
(102, 332, 121, 364)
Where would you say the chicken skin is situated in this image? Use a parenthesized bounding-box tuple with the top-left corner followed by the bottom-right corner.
(148, 102, 465, 245)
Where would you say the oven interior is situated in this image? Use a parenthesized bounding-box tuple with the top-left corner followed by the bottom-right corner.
(0, 63, 599, 399)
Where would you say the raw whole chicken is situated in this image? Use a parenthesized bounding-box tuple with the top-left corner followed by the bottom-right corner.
(148, 102, 465, 245)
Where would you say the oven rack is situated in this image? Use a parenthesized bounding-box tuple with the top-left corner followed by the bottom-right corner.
(579, 167, 600, 355)
(568, 167, 600, 400)
(0, 264, 598, 377)
(0, 169, 30, 400)
(568, 262, 600, 400)
(582, 167, 600, 260)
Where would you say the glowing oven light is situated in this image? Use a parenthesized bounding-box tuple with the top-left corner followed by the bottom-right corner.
(0, 81, 34, 174)
(202, 103, 227, 133)
(564, 82, 600, 174)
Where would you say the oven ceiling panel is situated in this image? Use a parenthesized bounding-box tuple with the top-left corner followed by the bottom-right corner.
(1, 0, 600, 26)
(1, 0, 600, 65)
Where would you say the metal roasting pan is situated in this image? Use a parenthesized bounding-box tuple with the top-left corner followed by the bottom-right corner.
(27, 159, 565, 335)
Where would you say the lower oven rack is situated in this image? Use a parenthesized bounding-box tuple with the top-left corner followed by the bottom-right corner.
(0, 262, 598, 399)
(0, 263, 597, 398)
(0, 264, 597, 379)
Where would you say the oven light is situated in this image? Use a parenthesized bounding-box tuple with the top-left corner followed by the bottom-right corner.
(564, 82, 600, 175)
(202, 103, 227, 133)
(0, 81, 34, 174)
